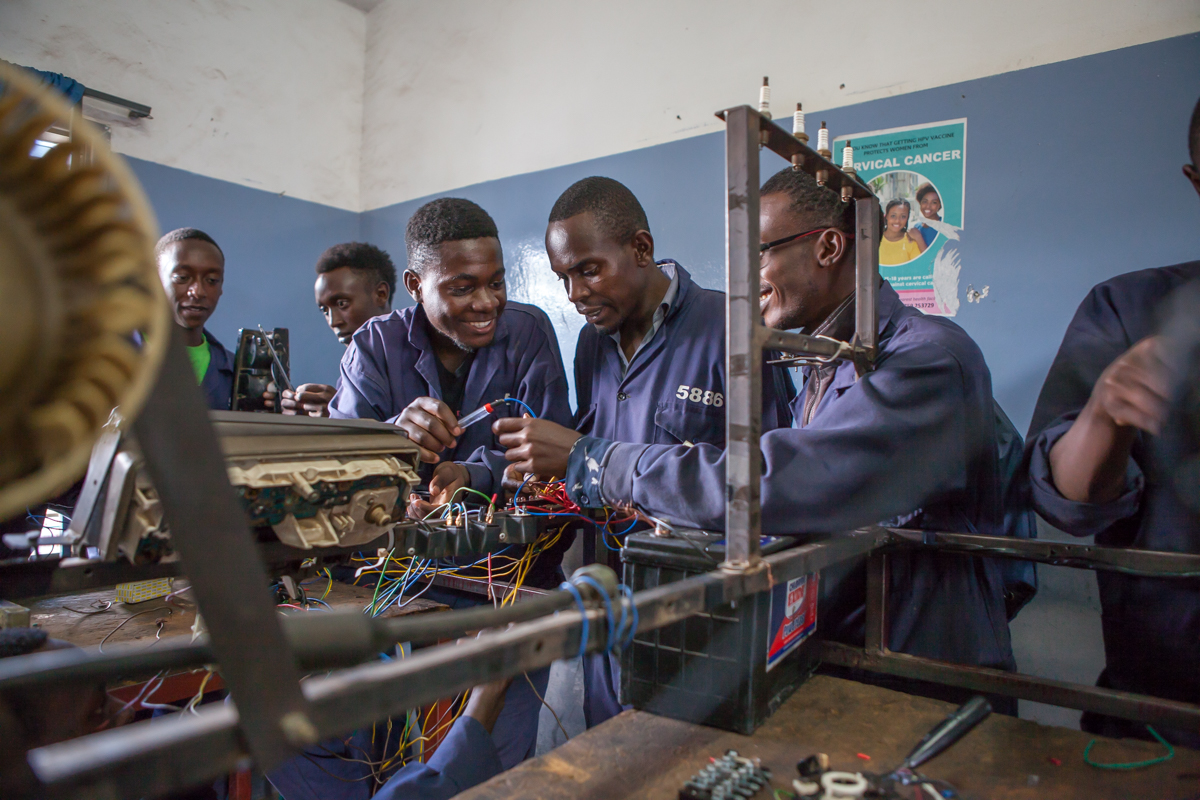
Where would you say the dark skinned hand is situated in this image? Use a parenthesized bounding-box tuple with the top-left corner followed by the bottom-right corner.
(280, 383, 335, 417)
(396, 396, 462, 463)
(463, 677, 512, 734)
(1049, 335, 1172, 504)
(493, 415, 582, 478)
(407, 462, 472, 518)
(1086, 335, 1171, 435)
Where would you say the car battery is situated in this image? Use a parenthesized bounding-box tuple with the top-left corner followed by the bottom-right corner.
(622, 530, 820, 734)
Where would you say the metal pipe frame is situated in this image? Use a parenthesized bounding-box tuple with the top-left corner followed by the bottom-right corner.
(720, 104, 880, 573)
(16, 530, 887, 800)
(711, 104, 1200, 739)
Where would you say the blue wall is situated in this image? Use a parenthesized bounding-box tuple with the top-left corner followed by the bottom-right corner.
(132, 33, 1200, 429)
(128, 158, 361, 387)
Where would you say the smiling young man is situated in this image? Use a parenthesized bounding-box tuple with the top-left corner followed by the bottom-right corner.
(507, 168, 1017, 700)
(155, 228, 235, 410)
(272, 242, 397, 417)
(327, 197, 572, 770)
(494, 176, 793, 728)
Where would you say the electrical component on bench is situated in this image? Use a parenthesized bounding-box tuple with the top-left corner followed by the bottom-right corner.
(77, 413, 421, 562)
(679, 750, 772, 800)
(231, 326, 290, 412)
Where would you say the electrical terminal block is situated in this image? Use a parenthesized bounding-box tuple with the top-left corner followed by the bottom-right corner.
(115, 577, 174, 604)
(679, 750, 772, 800)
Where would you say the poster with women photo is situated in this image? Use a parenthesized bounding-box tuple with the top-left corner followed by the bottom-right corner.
(834, 119, 966, 316)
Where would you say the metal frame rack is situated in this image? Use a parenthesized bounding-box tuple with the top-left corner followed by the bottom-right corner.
(716, 104, 1200, 729)
(2, 104, 1199, 800)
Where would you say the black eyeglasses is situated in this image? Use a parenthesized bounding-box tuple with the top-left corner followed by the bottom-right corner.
(759, 227, 833, 254)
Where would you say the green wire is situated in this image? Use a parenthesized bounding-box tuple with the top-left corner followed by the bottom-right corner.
(368, 549, 395, 612)
(1084, 725, 1175, 769)
(449, 485, 496, 506)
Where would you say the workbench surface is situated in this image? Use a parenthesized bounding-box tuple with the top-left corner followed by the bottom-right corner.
(461, 675, 1200, 800)
(28, 579, 444, 649)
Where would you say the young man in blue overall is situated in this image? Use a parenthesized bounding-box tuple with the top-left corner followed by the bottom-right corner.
(1023, 96, 1200, 747)
(505, 167, 1016, 701)
(156, 228, 235, 410)
(327, 197, 572, 769)
(494, 176, 794, 728)
(274, 242, 397, 417)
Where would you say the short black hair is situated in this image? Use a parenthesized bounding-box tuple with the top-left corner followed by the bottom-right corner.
(155, 227, 224, 260)
(548, 176, 650, 244)
(405, 198, 499, 275)
(915, 182, 939, 203)
(760, 167, 857, 236)
(315, 242, 396, 302)
(1189, 95, 1200, 166)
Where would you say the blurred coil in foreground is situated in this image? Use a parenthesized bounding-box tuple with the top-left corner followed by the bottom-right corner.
(0, 62, 166, 522)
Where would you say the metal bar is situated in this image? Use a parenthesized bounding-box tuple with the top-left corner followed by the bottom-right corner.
(24, 530, 889, 799)
(80, 87, 151, 118)
(0, 556, 181, 601)
(886, 528, 1200, 578)
(717, 106, 874, 201)
(864, 552, 888, 653)
(817, 642, 1200, 731)
(430, 572, 550, 601)
(132, 328, 311, 769)
(758, 328, 848, 360)
(853, 196, 880, 367)
(722, 104, 763, 572)
(62, 421, 122, 550)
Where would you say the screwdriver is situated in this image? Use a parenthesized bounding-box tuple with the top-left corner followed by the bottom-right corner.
(456, 396, 538, 429)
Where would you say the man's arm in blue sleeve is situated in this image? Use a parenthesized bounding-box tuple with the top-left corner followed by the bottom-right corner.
(568, 336, 980, 535)
(1025, 285, 1145, 536)
(373, 716, 503, 800)
(328, 338, 392, 421)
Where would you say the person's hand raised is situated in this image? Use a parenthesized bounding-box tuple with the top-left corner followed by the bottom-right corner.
(396, 397, 462, 463)
(1087, 335, 1171, 435)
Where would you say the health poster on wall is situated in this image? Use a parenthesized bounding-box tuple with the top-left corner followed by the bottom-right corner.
(833, 119, 966, 316)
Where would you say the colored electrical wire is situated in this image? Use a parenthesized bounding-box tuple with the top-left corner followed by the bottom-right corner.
(1084, 726, 1175, 769)
(560, 580, 589, 659)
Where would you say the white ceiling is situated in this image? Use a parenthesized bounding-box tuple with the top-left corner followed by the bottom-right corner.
(336, 0, 384, 12)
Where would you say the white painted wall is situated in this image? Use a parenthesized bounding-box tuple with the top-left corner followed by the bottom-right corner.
(361, 0, 1200, 210)
(0, 0, 366, 211)
(4, 1, 1196, 212)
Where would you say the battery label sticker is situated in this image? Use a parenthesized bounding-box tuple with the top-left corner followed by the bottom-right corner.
(766, 572, 818, 672)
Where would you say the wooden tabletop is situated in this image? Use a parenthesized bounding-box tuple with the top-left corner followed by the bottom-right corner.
(460, 674, 1200, 800)
(28, 579, 445, 650)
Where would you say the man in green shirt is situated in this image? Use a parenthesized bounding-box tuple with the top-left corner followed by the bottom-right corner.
(155, 228, 235, 410)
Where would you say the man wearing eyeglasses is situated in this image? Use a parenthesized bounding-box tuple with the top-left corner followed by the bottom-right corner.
(503, 167, 1016, 703)
(494, 176, 794, 728)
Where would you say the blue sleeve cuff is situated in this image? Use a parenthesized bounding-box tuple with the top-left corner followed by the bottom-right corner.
(566, 436, 614, 508)
(424, 716, 503, 789)
(461, 459, 496, 496)
(1028, 421, 1143, 537)
(566, 437, 649, 509)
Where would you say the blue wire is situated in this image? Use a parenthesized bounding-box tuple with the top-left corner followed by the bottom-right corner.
(610, 518, 639, 536)
(574, 576, 616, 653)
(514, 474, 532, 503)
(504, 397, 538, 418)
(560, 581, 589, 659)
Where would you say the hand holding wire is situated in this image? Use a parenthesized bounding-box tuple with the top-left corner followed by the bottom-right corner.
(494, 416, 582, 477)
(395, 397, 461, 463)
